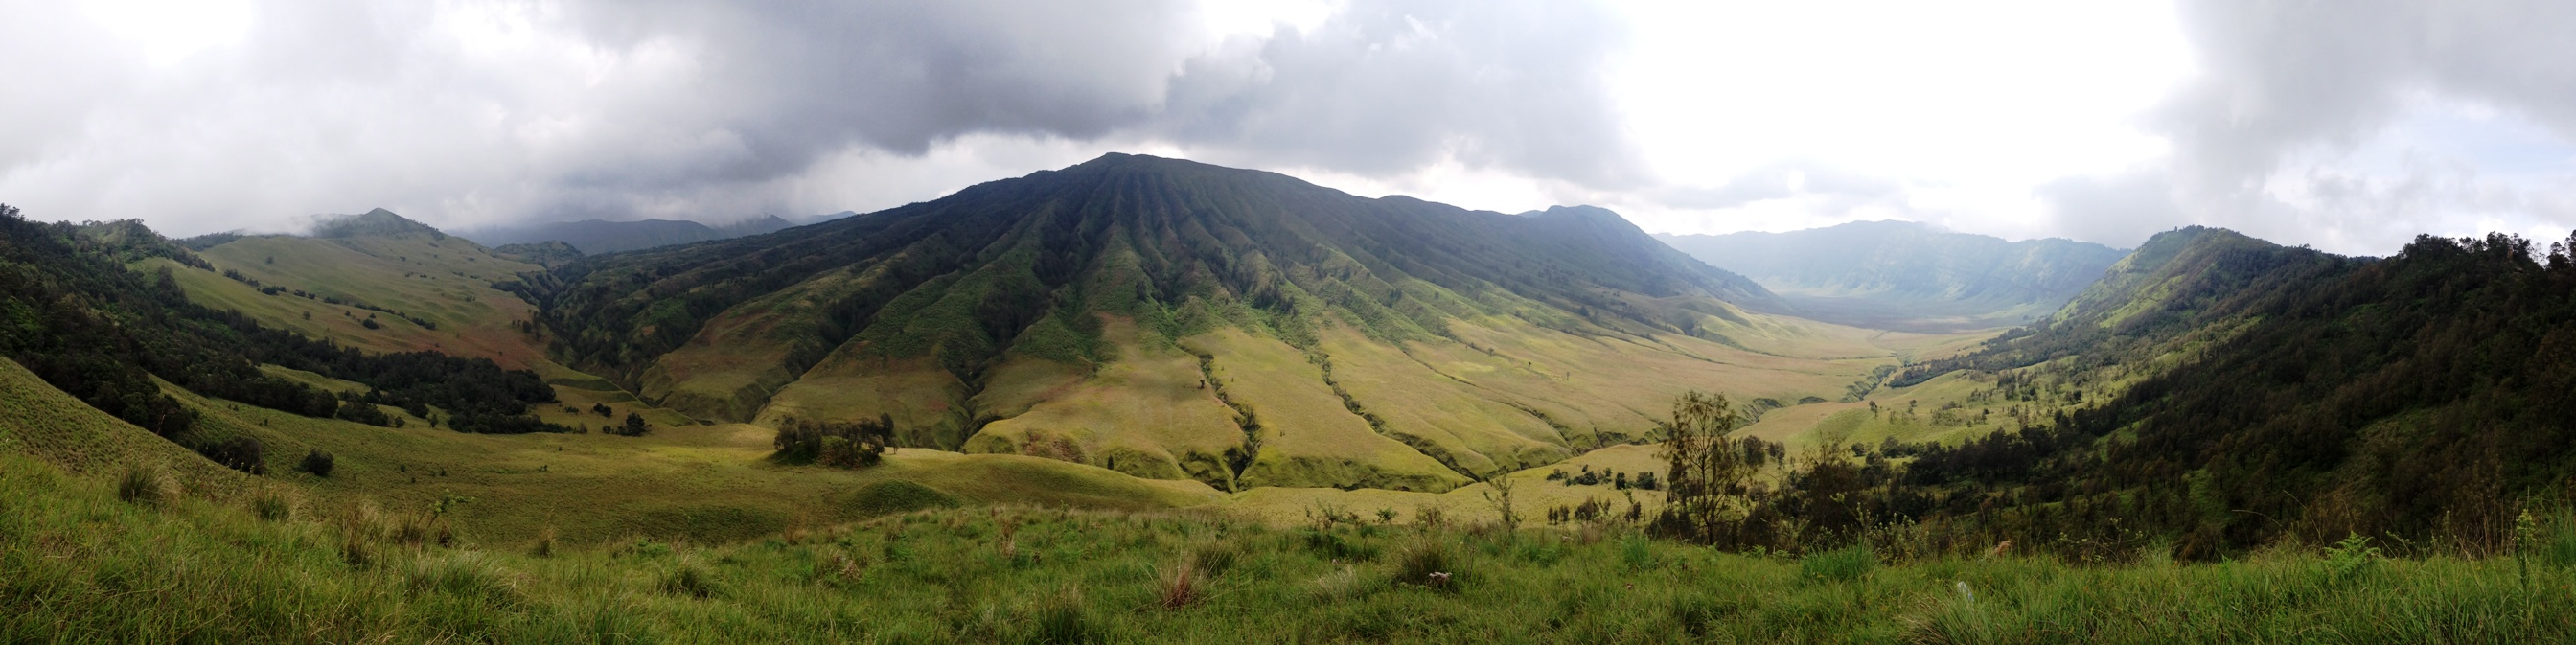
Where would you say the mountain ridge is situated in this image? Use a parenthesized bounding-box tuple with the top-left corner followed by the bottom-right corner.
(527, 152, 1856, 492)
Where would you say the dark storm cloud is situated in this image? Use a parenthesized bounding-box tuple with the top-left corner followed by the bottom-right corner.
(1159, 0, 1640, 186)
(0, 0, 1640, 233)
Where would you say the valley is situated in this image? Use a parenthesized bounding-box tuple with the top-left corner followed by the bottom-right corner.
(9, 156, 2576, 642)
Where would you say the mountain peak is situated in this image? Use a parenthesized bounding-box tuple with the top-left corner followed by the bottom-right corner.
(311, 208, 447, 240)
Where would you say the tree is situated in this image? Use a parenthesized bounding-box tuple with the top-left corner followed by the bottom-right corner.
(621, 412, 649, 437)
(1482, 473, 1521, 530)
(1655, 390, 1748, 545)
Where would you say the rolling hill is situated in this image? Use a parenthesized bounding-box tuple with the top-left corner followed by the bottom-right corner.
(1658, 220, 2128, 332)
(528, 153, 1927, 493)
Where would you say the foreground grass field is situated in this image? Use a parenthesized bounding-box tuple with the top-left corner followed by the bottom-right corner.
(9, 450, 2576, 644)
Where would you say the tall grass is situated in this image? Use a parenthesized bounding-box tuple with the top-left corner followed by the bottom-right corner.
(9, 453, 2576, 643)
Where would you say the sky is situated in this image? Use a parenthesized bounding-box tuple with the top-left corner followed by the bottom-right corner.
(4, 0, 2574, 255)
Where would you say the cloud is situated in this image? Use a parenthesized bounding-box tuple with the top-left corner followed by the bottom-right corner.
(2036, 166, 2184, 249)
(0, 0, 1640, 236)
(1653, 159, 1903, 210)
(1161, 0, 1640, 186)
(2141, 0, 2576, 252)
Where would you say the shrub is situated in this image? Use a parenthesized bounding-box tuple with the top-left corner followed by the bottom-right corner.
(299, 449, 335, 477)
(335, 400, 391, 426)
(773, 416, 892, 467)
(201, 436, 266, 474)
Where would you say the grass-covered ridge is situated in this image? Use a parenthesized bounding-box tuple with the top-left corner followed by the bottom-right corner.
(525, 153, 1920, 492)
(10, 449, 2576, 643)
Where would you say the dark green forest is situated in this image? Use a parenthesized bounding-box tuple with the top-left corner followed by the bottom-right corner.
(1660, 226, 2576, 561)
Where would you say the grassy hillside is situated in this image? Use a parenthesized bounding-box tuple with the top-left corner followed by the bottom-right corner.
(1660, 221, 2128, 332)
(10, 445, 2576, 643)
(529, 153, 1923, 492)
(172, 209, 553, 370)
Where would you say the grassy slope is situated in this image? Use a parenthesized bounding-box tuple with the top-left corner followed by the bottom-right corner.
(181, 232, 549, 370)
(10, 447, 2576, 643)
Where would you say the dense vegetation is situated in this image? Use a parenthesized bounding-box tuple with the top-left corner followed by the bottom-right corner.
(0, 204, 566, 460)
(12, 451, 2576, 643)
(1690, 227, 2576, 562)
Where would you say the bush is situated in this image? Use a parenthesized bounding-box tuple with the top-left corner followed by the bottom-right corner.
(774, 416, 893, 467)
(299, 449, 335, 477)
(201, 436, 266, 474)
(335, 400, 391, 426)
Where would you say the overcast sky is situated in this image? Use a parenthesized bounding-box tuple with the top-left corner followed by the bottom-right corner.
(5, 0, 2573, 254)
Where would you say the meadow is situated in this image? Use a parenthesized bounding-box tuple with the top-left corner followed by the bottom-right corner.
(10, 449, 2576, 644)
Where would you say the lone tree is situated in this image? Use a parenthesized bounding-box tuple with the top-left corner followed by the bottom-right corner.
(618, 412, 649, 437)
(1654, 390, 1750, 545)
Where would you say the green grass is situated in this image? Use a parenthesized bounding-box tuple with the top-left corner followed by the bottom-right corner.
(11, 449, 2576, 643)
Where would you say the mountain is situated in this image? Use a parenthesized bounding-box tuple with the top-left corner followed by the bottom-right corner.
(1657, 220, 2128, 332)
(463, 214, 799, 255)
(528, 153, 1866, 493)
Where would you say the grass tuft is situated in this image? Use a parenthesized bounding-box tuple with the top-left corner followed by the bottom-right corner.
(115, 464, 175, 506)
(1801, 543, 1877, 583)
(661, 558, 724, 599)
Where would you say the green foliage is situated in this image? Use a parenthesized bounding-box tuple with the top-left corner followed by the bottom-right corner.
(298, 449, 334, 477)
(1800, 543, 1877, 583)
(772, 416, 893, 468)
(2322, 533, 2381, 583)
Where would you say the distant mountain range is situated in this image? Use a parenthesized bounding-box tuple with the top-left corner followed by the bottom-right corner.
(1658, 221, 2128, 332)
(460, 212, 855, 255)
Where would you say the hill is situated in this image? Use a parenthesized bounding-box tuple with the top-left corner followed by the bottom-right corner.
(462, 215, 798, 255)
(1858, 226, 2576, 556)
(1658, 221, 2128, 332)
(529, 153, 1925, 493)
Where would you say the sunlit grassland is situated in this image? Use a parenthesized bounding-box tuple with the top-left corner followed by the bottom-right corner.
(11, 446, 2576, 644)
